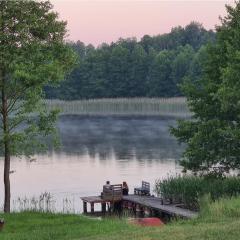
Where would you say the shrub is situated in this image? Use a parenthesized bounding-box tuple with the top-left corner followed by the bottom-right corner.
(154, 175, 240, 210)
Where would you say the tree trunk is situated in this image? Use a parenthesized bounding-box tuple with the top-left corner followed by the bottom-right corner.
(0, 2, 10, 213)
(1, 68, 11, 213)
(3, 143, 10, 213)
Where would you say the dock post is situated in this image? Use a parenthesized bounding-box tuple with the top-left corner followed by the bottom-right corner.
(83, 201, 87, 214)
(122, 201, 127, 209)
(136, 204, 142, 217)
(133, 203, 136, 216)
(91, 203, 94, 213)
(101, 203, 106, 214)
(150, 208, 155, 217)
(144, 207, 151, 217)
(110, 202, 114, 213)
(140, 206, 145, 217)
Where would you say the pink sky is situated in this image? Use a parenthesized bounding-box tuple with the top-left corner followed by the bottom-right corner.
(51, 0, 234, 46)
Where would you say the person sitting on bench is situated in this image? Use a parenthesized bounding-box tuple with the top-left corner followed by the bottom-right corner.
(101, 180, 112, 198)
(122, 181, 129, 195)
(104, 180, 111, 189)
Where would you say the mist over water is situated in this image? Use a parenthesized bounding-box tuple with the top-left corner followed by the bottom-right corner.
(0, 116, 184, 212)
(59, 116, 183, 160)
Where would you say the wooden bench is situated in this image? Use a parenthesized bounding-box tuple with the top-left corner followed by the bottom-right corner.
(102, 184, 123, 201)
(134, 181, 150, 196)
(81, 184, 123, 215)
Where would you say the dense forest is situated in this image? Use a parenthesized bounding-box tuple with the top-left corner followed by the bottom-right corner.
(45, 22, 215, 100)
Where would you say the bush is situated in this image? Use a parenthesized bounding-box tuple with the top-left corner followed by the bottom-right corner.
(154, 175, 240, 210)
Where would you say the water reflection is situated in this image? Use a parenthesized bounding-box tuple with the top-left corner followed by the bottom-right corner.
(0, 116, 184, 212)
(58, 116, 183, 161)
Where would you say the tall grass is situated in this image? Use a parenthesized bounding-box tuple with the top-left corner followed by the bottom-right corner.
(11, 192, 76, 214)
(199, 196, 240, 220)
(154, 175, 240, 210)
(12, 192, 56, 213)
(44, 97, 190, 117)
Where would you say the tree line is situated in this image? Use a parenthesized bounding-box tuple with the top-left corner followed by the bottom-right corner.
(45, 22, 215, 100)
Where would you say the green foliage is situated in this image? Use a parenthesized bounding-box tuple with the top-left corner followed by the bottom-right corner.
(171, 1, 240, 173)
(0, 0, 77, 212)
(0, 0, 77, 156)
(148, 49, 175, 97)
(45, 22, 215, 100)
(155, 175, 240, 210)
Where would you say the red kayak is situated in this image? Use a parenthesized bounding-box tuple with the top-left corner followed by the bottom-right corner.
(130, 217, 164, 227)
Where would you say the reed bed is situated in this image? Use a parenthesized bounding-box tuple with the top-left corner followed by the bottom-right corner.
(11, 192, 76, 214)
(12, 192, 56, 213)
(154, 175, 240, 210)
(44, 97, 190, 117)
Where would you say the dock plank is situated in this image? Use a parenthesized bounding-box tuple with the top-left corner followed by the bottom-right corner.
(81, 196, 106, 203)
(123, 195, 198, 219)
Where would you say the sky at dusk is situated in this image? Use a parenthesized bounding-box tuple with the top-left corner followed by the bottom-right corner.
(51, 0, 235, 46)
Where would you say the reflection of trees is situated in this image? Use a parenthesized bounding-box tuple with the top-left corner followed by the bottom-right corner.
(57, 116, 184, 162)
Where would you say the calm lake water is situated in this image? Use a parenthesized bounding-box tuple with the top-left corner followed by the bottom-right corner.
(0, 116, 183, 212)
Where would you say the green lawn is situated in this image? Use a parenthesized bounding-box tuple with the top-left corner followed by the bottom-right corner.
(1, 197, 240, 240)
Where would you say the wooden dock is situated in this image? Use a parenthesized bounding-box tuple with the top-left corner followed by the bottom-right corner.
(81, 184, 123, 214)
(81, 196, 108, 214)
(123, 195, 198, 219)
(81, 194, 198, 219)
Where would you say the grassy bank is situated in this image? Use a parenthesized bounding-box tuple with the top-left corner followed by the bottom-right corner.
(44, 97, 190, 117)
(1, 197, 240, 240)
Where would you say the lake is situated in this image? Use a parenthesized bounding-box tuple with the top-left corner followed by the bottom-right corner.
(0, 116, 183, 212)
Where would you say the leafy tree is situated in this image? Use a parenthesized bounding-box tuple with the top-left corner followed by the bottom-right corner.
(80, 48, 110, 98)
(148, 50, 175, 97)
(0, 0, 77, 212)
(141, 34, 153, 53)
(171, 1, 240, 175)
(107, 45, 130, 97)
(70, 40, 87, 59)
(187, 45, 208, 83)
(128, 44, 147, 97)
(184, 22, 207, 49)
(170, 45, 195, 96)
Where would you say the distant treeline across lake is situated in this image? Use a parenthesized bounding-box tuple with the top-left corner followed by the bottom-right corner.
(45, 22, 215, 100)
(45, 97, 190, 117)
